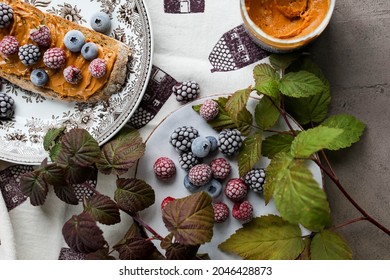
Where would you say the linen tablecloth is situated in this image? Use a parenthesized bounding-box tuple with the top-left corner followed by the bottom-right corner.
(0, 0, 269, 259)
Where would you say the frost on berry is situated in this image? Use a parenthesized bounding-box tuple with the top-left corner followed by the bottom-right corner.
(224, 178, 248, 202)
(232, 200, 253, 222)
(200, 99, 219, 121)
(89, 58, 107, 78)
(210, 158, 231, 180)
(213, 202, 229, 223)
(153, 157, 176, 181)
(188, 163, 212, 186)
(0, 36, 19, 56)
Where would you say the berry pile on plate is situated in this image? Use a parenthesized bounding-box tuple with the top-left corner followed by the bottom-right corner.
(153, 98, 267, 224)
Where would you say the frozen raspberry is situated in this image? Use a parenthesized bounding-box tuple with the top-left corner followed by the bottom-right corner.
(210, 158, 231, 181)
(0, 35, 18, 56)
(188, 163, 212, 186)
(200, 99, 219, 121)
(89, 58, 107, 78)
(172, 80, 200, 103)
(43, 48, 66, 69)
(30, 25, 52, 47)
(213, 202, 229, 223)
(161, 196, 175, 209)
(63, 65, 82, 85)
(224, 178, 248, 202)
(0, 3, 13, 28)
(153, 157, 176, 181)
(232, 200, 253, 222)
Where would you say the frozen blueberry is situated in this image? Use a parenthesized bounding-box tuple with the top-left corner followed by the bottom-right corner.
(191, 136, 211, 158)
(64, 30, 85, 52)
(81, 42, 99, 61)
(200, 179, 223, 199)
(183, 175, 200, 193)
(90, 12, 111, 34)
(206, 136, 218, 153)
(30, 69, 48, 87)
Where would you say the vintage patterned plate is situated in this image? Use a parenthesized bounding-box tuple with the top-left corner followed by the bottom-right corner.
(0, 0, 153, 164)
(136, 96, 322, 260)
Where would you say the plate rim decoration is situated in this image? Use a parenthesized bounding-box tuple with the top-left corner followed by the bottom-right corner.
(0, 0, 154, 165)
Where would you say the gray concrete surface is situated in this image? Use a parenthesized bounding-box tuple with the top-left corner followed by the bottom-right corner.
(308, 0, 390, 259)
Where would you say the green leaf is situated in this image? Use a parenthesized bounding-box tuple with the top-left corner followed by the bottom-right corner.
(253, 64, 280, 98)
(262, 134, 295, 158)
(62, 212, 106, 254)
(284, 88, 331, 125)
(311, 230, 353, 260)
(194, 97, 252, 136)
(219, 215, 305, 260)
(114, 178, 155, 213)
(225, 87, 252, 122)
(57, 128, 100, 167)
(96, 128, 145, 175)
(43, 126, 66, 151)
(291, 126, 344, 158)
(263, 152, 294, 205)
(237, 132, 263, 177)
(267, 153, 331, 231)
(321, 114, 366, 150)
(284, 56, 331, 125)
(162, 192, 214, 245)
(279, 71, 326, 98)
(269, 53, 301, 71)
(20, 169, 48, 206)
(84, 194, 121, 225)
(255, 96, 280, 130)
(296, 237, 311, 260)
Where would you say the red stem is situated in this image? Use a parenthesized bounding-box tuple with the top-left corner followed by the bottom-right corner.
(331, 217, 368, 231)
(312, 157, 390, 235)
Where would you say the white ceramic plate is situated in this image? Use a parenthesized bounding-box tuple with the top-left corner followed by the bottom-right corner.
(136, 96, 323, 260)
(0, 0, 153, 164)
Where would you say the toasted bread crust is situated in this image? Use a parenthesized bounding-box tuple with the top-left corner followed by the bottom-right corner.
(0, 0, 131, 103)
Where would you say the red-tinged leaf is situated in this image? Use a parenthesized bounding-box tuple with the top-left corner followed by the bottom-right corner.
(114, 237, 155, 260)
(85, 248, 116, 260)
(114, 178, 155, 213)
(20, 169, 49, 206)
(96, 128, 145, 175)
(162, 234, 200, 260)
(57, 128, 100, 167)
(41, 163, 66, 187)
(225, 87, 252, 122)
(65, 165, 96, 185)
(84, 194, 121, 225)
(162, 192, 214, 245)
(53, 184, 79, 205)
(62, 212, 106, 254)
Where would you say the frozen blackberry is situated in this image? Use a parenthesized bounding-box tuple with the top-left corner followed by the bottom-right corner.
(178, 151, 200, 171)
(218, 128, 243, 156)
(172, 81, 200, 103)
(244, 168, 266, 193)
(169, 126, 199, 152)
(0, 93, 15, 119)
(0, 3, 13, 28)
(18, 44, 41, 66)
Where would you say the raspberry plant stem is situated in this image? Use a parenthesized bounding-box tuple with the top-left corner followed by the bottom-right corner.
(331, 217, 368, 230)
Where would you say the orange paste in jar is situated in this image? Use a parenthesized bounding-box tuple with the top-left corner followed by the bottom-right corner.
(245, 0, 330, 39)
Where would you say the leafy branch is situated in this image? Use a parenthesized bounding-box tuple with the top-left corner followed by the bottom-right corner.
(19, 126, 214, 260)
(194, 53, 389, 259)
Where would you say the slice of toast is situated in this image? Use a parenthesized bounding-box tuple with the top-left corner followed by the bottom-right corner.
(0, 0, 132, 103)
